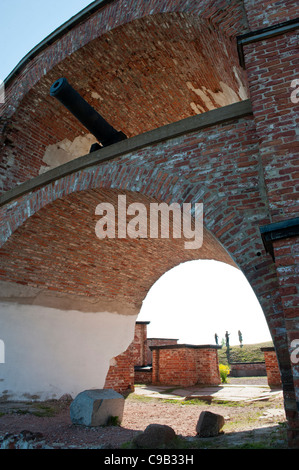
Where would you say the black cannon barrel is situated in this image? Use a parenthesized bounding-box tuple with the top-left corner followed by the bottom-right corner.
(50, 77, 127, 148)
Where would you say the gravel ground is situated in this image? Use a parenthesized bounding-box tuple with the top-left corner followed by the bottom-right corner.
(0, 380, 288, 449)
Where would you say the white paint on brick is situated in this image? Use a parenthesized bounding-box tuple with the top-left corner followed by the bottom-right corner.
(0, 302, 137, 401)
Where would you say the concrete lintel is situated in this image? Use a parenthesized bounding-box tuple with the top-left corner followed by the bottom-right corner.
(0, 100, 252, 207)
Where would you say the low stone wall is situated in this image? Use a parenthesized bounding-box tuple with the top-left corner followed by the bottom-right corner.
(229, 362, 266, 377)
(151, 344, 221, 387)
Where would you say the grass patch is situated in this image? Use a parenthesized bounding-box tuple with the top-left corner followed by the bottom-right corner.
(31, 404, 57, 417)
(218, 341, 273, 365)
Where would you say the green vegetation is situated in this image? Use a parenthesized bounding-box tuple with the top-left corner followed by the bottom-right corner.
(218, 341, 273, 365)
(219, 364, 230, 383)
(106, 415, 121, 426)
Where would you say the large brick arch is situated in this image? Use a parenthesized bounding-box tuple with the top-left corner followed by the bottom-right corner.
(1, 1, 249, 193)
(0, 186, 235, 311)
(0, 145, 290, 382)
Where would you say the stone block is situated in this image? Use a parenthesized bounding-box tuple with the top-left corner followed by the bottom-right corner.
(133, 424, 176, 448)
(196, 411, 225, 437)
(70, 389, 124, 427)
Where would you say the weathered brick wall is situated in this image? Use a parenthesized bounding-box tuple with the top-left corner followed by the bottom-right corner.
(229, 362, 266, 377)
(134, 367, 152, 385)
(241, 0, 299, 445)
(146, 338, 178, 365)
(0, 1, 249, 193)
(104, 321, 149, 392)
(132, 322, 149, 367)
(244, 0, 298, 30)
(104, 345, 135, 394)
(243, 30, 298, 223)
(151, 345, 221, 387)
(261, 347, 282, 387)
(195, 347, 221, 385)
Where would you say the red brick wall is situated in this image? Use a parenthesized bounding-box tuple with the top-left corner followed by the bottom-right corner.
(134, 368, 152, 385)
(243, 30, 298, 223)
(261, 347, 282, 387)
(151, 345, 221, 387)
(229, 362, 266, 377)
(104, 322, 149, 393)
(0, 2, 249, 193)
(196, 348, 221, 385)
(104, 345, 135, 394)
(146, 339, 178, 365)
(244, 0, 298, 30)
(132, 322, 149, 367)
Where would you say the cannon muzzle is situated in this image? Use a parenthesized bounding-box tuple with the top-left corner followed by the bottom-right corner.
(50, 78, 127, 151)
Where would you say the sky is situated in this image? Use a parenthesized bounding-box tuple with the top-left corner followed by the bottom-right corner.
(0, 0, 93, 80)
(0, 1, 273, 346)
(138, 260, 272, 346)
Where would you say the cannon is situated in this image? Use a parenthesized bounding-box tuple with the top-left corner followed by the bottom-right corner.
(50, 77, 127, 152)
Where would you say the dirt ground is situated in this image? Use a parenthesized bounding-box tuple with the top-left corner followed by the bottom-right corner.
(0, 378, 289, 449)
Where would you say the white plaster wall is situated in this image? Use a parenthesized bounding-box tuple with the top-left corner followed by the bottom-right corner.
(0, 302, 137, 401)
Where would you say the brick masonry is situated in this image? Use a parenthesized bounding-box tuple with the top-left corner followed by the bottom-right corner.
(229, 362, 266, 377)
(0, 0, 298, 446)
(261, 347, 282, 387)
(151, 345, 221, 387)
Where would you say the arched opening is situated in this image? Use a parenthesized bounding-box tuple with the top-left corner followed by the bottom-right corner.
(138, 259, 272, 346)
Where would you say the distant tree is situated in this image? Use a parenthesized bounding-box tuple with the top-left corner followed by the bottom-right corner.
(238, 330, 243, 348)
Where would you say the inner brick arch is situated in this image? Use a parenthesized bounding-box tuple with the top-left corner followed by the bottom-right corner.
(0, 174, 294, 428)
(0, 187, 236, 313)
(1, 5, 249, 193)
(0, 171, 289, 357)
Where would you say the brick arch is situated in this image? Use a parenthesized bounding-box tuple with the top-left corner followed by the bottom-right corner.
(0, 167, 238, 310)
(0, 157, 284, 341)
(1, 2, 249, 193)
(0, 160, 295, 436)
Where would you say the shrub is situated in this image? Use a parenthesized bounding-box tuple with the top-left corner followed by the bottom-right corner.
(219, 364, 230, 383)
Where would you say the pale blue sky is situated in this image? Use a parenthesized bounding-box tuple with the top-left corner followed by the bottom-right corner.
(0, 0, 93, 80)
(0, 1, 273, 345)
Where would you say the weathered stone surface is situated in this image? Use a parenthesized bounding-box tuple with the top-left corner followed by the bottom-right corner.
(70, 389, 124, 427)
(133, 424, 176, 448)
(196, 411, 225, 437)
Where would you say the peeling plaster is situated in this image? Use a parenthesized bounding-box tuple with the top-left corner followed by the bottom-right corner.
(233, 66, 248, 100)
(187, 79, 248, 113)
(40, 134, 97, 174)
